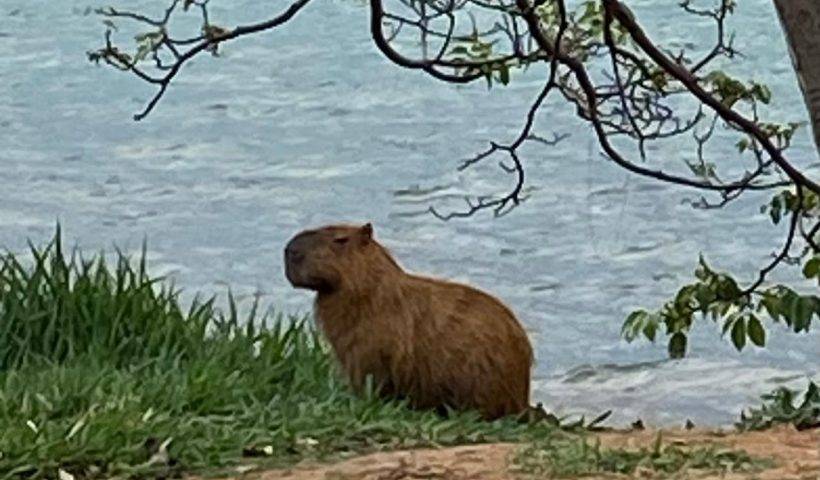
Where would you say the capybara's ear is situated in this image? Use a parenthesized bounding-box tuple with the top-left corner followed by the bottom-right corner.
(360, 223, 373, 240)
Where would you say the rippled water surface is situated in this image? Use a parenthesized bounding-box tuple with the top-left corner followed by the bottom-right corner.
(1, 0, 818, 426)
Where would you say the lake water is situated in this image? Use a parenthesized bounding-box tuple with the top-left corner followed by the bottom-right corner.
(1, 0, 818, 426)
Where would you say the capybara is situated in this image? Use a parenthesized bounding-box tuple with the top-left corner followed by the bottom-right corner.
(284, 223, 533, 420)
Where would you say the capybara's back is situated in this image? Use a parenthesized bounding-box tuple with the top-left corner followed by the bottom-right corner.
(284, 223, 532, 420)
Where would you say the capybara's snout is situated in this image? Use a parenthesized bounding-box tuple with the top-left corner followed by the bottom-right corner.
(283, 233, 309, 288)
(284, 231, 326, 290)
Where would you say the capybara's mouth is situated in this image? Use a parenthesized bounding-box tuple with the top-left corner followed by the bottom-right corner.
(285, 272, 328, 292)
(283, 251, 327, 291)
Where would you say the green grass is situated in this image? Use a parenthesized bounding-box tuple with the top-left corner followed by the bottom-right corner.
(0, 228, 769, 479)
(513, 433, 769, 477)
(0, 229, 562, 478)
(736, 381, 820, 431)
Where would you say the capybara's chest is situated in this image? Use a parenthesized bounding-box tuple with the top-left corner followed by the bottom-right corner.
(319, 318, 413, 393)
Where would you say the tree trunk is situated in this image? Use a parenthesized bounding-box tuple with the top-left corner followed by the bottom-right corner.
(773, 1, 820, 155)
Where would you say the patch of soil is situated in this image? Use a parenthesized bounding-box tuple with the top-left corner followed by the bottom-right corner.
(222, 426, 819, 480)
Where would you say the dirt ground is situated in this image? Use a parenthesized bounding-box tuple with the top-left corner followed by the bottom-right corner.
(236, 426, 819, 480)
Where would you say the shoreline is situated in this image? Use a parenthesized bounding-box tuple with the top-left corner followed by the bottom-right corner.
(210, 425, 820, 480)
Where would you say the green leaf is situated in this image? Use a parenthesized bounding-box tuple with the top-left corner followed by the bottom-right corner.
(768, 195, 782, 224)
(134, 43, 151, 62)
(481, 64, 493, 89)
(622, 310, 661, 344)
(731, 317, 746, 351)
(642, 317, 658, 342)
(747, 315, 765, 347)
(759, 292, 782, 322)
(751, 83, 772, 104)
(802, 257, 820, 280)
(134, 31, 162, 42)
(787, 295, 815, 333)
(668, 332, 687, 359)
(498, 64, 510, 86)
(693, 285, 715, 313)
(800, 382, 819, 410)
(715, 275, 740, 300)
(721, 315, 736, 337)
(622, 310, 646, 342)
(760, 86, 772, 103)
(694, 255, 712, 281)
(782, 191, 798, 211)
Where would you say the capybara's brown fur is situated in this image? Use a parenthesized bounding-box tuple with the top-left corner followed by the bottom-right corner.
(284, 223, 533, 420)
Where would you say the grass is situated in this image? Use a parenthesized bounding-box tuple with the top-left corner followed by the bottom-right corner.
(513, 433, 769, 477)
(0, 230, 564, 478)
(0, 228, 770, 479)
(736, 381, 820, 431)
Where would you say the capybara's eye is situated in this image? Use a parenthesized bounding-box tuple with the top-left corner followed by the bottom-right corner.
(333, 237, 349, 245)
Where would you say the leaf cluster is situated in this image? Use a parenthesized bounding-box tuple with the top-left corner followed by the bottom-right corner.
(736, 382, 820, 431)
(449, 36, 514, 89)
(762, 188, 820, 226)
(704, 71, 771, 108)
(622, 256, 817, 358)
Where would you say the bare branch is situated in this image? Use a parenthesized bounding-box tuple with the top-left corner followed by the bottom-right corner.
(603, 0, 820, 195)
(91, 0, 314, 120)
(741, 189, 802, 296)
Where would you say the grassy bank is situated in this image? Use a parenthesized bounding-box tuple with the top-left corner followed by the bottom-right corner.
(0, 231, 769, 479)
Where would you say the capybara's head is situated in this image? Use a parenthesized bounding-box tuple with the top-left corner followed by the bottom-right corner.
(284, 223, 399, 293)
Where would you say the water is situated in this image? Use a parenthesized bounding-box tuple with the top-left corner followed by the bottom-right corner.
(1, 0, 817, 426)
